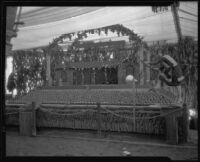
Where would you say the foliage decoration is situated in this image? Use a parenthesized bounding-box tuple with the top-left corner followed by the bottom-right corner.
(7, 72, 16, 92)
(11, 49, 47, 96)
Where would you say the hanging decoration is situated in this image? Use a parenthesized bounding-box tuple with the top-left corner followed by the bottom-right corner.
(151, 2, 179, 13)
(152, 6, 169, 13)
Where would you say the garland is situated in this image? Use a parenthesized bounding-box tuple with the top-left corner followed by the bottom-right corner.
(11, 50, 46, 96)
(48, 24, 143, 50)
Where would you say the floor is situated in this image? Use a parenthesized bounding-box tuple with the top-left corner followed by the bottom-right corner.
(5, 127, 198, 160)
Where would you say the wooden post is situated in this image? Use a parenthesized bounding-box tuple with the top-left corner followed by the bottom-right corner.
(163, 108, 179, 145)
(31, 101, 36, 137)
(19, 104, 32, 136)
(132, 78, 136, 132)
(182, 103, 189, 143)
(97, 102, 101, 136)
(171, 2, 182, 42)
(165, 115, 178, 144)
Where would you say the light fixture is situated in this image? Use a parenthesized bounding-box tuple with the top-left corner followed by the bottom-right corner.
(189, 109, 197, 117)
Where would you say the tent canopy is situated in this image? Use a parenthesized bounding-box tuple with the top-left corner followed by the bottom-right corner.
(11, 2, 198, 51)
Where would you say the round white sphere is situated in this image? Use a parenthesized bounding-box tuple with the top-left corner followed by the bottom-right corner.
(126, 75, 134, 83)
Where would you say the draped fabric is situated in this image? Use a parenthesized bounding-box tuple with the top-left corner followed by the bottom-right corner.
(11, 2, 197, 51)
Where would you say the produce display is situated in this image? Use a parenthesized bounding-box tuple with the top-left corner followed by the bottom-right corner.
(35, 106, 166, 135)
(6, 88, 180, 136)
(8, 88, 173, 105)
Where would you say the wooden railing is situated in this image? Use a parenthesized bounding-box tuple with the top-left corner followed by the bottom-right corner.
(5, 102, 189, 144)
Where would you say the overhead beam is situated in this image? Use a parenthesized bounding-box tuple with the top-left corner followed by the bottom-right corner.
(171, 2, 182, 41)
(178, 8, 197, 18)
(6, 7, 18, 56)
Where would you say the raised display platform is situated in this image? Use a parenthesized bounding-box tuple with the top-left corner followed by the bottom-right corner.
(43, 84, 151, 90)
(7, 87, 175, 106)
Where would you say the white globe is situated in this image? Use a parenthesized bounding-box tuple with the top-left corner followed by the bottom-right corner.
(126, 75, 134, 83)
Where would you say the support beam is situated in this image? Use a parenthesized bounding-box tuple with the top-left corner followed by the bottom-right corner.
(14, 7, 22, 31)
(6, 7, 18, 56)
(171, 2, 182, 41)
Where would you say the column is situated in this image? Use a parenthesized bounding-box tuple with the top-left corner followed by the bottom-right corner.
(81, 69, 84, 85)
(146, 50, 151, 84)
(104, 68, 108, 84)
(58, 70, 63, 86)
(118, 65, 122, 84)
(68, 70, 73, 85)
(118, 64, 126, 84)
(6, 7, 18, 57)
(91, 68, 95, 84)
(46, 54, 52, 86)
(55, 70, 61, 86)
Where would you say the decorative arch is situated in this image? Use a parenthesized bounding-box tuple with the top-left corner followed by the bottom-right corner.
(47, 24, 143, 52)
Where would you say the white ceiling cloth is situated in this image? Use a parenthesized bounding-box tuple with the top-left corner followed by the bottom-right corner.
(11, 2, 198, 51)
